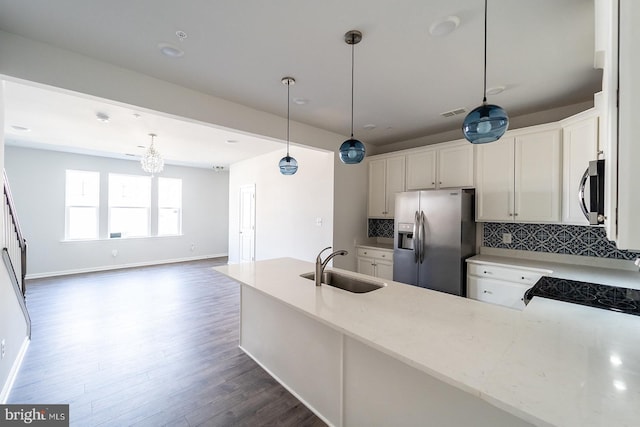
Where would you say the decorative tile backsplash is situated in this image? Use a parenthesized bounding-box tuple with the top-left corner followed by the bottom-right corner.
(368, 219, 394, 239)
(369, 220, 640, 260)
(483, 223, 640, 260)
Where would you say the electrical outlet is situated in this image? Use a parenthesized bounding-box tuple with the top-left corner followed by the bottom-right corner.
(190, 244, 195, 252)
(502, 233, 513, 244)
(1, 339, 5, 359)
(111, 249, 118, 257)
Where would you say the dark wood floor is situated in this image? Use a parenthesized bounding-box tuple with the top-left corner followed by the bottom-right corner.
(8, 259, 326, 427)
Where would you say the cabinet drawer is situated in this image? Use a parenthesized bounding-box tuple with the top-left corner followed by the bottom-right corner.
(467, 263, 547, 286)
(467, 276, 529, 310)
(356, 247, 393, 260)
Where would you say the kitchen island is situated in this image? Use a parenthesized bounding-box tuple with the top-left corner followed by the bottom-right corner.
(215, 258, 640, 427)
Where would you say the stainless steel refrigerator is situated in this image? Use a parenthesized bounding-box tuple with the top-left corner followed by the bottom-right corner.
(393, 189, 476, 296)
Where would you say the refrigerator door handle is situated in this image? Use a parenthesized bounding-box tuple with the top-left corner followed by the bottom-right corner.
(419, 211, 426, 264)
(413, 211, 420, 263)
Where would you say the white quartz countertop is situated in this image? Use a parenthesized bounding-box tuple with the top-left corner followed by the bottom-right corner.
(216, 258, 640, 427)
(356, 243, 394, 251)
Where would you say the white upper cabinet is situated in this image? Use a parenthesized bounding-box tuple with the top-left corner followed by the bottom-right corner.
(515, 129, 562, 223)
(405, 141, 474, 191)
(406, 150, 436, 190)
(561, 113, 600, 225)
(438, 142, 475, 188)
(475, 137, 515, 222)
(476, 125, 561, 223)
(600, 0, 640, 250)
(368, 156, 405, 218)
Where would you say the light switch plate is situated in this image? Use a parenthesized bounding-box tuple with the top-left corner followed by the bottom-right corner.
(502, 233, 513, 244)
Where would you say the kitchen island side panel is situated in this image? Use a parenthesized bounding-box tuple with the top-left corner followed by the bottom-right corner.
(343, 336, 534, 427)
(240, 283, 533, 427)
(240, 285, 342, 426)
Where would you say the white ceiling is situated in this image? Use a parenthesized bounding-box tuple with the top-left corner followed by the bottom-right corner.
(0, 0, 602, 168)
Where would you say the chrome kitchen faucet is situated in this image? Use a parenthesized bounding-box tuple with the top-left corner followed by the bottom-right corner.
(315, 247, 348, 286)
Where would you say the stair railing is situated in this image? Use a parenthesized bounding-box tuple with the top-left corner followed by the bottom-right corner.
(3, 170, 27, 297)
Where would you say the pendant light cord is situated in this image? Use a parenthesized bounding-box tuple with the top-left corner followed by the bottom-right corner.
(350, 33, 355, 138)
(483, 0, 488, 104)
(286, 80, 290, 156)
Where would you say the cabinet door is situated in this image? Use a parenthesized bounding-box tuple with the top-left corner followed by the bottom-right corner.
(375, 260, 394, 280)
(385, 156, 406, 218)
(357, 257, 376, 277)
(475, 137, 515, 222)
(562, 116, 599, 224)
(368, 159, 387, 218)
(438, 143, 474, 188)
(406, 150, 436, 190)
(515, 130, 562, 223)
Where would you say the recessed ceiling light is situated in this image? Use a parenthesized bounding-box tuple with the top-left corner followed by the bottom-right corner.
(486, 86, 506, 96)
(363, 124, 376, 130)
(132, 113, 141, 119)
(293, 97, 309, 105)
(226, 139, 238, 144)
(429, 16, 460, 37)
(96, 112, 110, 123)
(158, 43, 184, 58)
(11, 125, 31, 132)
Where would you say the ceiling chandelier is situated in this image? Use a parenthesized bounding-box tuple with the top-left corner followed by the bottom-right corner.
(462, 0, 509, 144)
(279, 76, 299, 175)
(339, 30, 366, 164)
(141, 133, 164, 176)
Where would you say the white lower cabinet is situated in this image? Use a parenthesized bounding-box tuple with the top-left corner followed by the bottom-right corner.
(356, 247, 393, 280)
(466, 263, 548, 310)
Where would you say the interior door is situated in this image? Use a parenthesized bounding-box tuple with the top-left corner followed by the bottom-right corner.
(239, 184, 256, 263)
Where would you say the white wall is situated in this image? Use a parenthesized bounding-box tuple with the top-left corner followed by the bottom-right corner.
(5, 146, 229, 277)
(0, 79, 30, 404)
(229, 146, 334, 263)
(0, 30, 370, 272)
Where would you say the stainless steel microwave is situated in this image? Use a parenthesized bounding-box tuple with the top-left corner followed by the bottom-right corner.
(578, 159, 605, 225)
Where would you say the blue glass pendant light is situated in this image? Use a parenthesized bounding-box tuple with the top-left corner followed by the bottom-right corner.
(339, 30, 366, 164)
(462, 0, 509, 144)
(279, 77, 299, 175)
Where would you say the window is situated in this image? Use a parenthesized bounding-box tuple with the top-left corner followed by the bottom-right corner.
(65, 170, 100, 240)
(158, 177, 182, 235)
(108, 174, 151, 238)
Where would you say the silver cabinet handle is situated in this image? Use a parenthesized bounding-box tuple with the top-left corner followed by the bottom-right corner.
(483, 270, 493, 275)
(483, 290, 493, 294)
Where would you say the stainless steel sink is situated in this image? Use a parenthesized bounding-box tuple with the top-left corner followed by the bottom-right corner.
(300, 271, 385, 293)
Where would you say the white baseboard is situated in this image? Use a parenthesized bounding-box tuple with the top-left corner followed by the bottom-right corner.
(25, 253, 228, 279)
(238, 345, 335, 427)
(0, 337, 30, 404)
